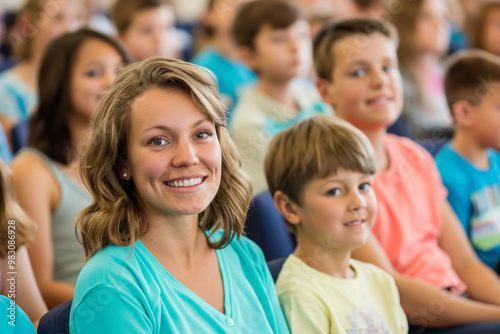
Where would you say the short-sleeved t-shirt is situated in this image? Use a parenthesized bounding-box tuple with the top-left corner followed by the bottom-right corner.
(372, 134, 466, 293)
(436, 144, 500, 270)
(70, 231, 289, 334)
(277, 255, 408, 333)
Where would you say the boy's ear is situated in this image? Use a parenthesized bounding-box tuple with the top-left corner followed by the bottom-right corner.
(316, 77, 335, 107)
(273, 191, 301, 225)
(452, 100, 474, 128)
(237, 46, 258, 71)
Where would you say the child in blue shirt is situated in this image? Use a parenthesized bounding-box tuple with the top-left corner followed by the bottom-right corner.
(190, 0, 256, 114)
(70, 57, 289, 334)
(436, 50, 500, 272)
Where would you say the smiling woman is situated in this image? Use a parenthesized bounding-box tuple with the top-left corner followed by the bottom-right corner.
(70, 57, 289, 334)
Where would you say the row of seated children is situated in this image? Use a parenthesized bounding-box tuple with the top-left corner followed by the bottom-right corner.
(0, 0, 179, 138)
(238, 11, 500, 333)
(213, 0, 486, 196)
(189, 0, 391, 116)
(0, 0, 495, 152)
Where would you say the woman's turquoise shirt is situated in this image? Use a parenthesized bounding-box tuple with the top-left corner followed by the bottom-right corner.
(70, 231, 290, 334)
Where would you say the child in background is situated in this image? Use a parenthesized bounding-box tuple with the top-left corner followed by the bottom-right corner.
(190, 0, 256, 112)
(112, 0, 180, 62)
(11, 29, 129, 309)
(266, 115, 408, 333)
(390, 0, 452, 140)
(0, 0, 82, 129)
(230, 0, 332, 195)
(315, 17, 500, 332)
(471, 3, 500, 57)
(0, 159, 47, 331)
(436, 50, 500, 274)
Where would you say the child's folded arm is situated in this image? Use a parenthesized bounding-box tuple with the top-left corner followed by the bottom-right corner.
(439, 200, 500, 306)
(353, 227, 500, 327)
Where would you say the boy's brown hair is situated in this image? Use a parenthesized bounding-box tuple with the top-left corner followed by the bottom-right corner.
(444, 49, 500, 113)
(264, 115, 376, 233)
(313, 17, 398, 81)
(112, 0, 172, 34)
(232, 0, 302, 49)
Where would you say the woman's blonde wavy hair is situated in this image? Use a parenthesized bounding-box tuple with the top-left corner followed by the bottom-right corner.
(77, 57, 252, 259)
(0, 160, 36, 257)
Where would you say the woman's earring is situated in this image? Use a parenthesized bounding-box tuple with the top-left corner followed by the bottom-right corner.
(123, 172, 128, 179)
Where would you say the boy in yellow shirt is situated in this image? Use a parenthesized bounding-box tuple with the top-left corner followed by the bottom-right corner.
(265, 115, 408, 333)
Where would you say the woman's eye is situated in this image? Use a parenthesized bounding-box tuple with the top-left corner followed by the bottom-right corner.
(194, 130, 213, 140)
(148, 137, 168, 146)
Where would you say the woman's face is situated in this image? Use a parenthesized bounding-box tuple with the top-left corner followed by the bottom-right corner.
(413, 0, 450, 56)
(124, 88, 222, 221)
(70, 38, 125, 120)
